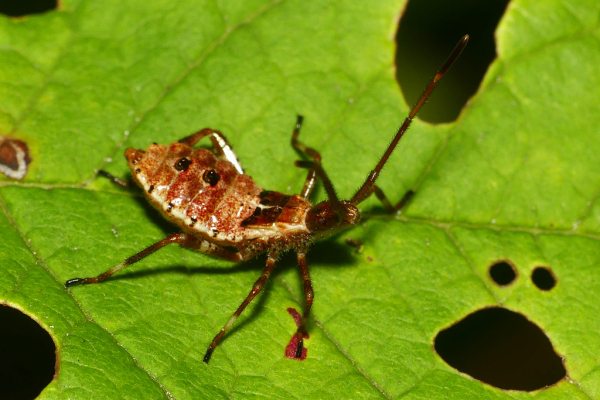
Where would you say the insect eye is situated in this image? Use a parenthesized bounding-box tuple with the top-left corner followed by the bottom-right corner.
(174, 157, 192, 171)
(203, 169, 220, 186)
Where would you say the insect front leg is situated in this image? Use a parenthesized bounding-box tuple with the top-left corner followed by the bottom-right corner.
(293, 251, 314, 359)
(179, 128, 244, 174)
(370, 186, 415, 212)
(203, 253, 278, 363)
(291, 115, 321, 199)
(294, 159, 344, 215)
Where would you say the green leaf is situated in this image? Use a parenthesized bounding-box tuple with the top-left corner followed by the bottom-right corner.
(1, 0, 599, 398)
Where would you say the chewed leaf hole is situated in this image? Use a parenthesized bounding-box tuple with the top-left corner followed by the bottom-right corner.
(396, 0, 509, 123)
(0, 304, 56, 399)
(532, 267, 557, 291)
(0, 0, 56, 17)
(0, 136, 32, 180)
(434, 307, 566, 391)
(489, 260, 516, 286)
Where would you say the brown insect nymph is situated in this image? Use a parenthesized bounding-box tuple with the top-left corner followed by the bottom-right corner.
(66, 36, 468, 363)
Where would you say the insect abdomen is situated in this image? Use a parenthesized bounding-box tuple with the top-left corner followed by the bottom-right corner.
(130, 143, 264, 243)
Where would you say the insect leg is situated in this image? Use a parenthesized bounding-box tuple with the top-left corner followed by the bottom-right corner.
(180, 236, 245, 262)
(294, 160, 343, 214)
(203, 254, 278, 363)
(366, 186, 415, 212)
(179, 128, 244, 174)
(291, 115, 321, 199)
(293, 252, 313, 359)
(375, 187, 414, 212)
(66, 234, 245, 288)
(97, 170, 128, 188)
(65, 233, 191, 287)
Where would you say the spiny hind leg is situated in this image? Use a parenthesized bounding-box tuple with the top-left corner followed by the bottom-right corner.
(65, 233, 243, 287)
(66, 233, 190, 287)
(179, 128, 244, 174)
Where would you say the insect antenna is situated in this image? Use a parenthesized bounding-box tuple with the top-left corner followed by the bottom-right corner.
(351, 35, 469, 206)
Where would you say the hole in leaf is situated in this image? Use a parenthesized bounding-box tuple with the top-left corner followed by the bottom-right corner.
(396, 0, 509, 123)
(489, 260, 516, 286)
(0, 0, 57, 17)
(532, 267, 556, 291)
(0, 304, 56, 399)
(434, 307, 566, 391)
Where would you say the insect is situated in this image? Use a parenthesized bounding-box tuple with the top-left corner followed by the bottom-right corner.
(66, 35, 468, 363)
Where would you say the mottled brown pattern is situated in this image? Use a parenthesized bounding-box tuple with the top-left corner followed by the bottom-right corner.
(125, 139, 312, 259)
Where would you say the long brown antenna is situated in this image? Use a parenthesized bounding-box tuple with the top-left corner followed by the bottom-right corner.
(351, 35, 469, 205)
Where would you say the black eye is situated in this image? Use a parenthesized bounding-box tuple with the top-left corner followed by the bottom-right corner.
(203, 169, 220, 186)
(175, 157, 192, 171)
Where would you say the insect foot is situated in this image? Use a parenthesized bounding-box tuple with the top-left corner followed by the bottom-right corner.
(65, 277, 94, 287)
(66, 35, 468, 364)
(285, 308, 309, 360)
